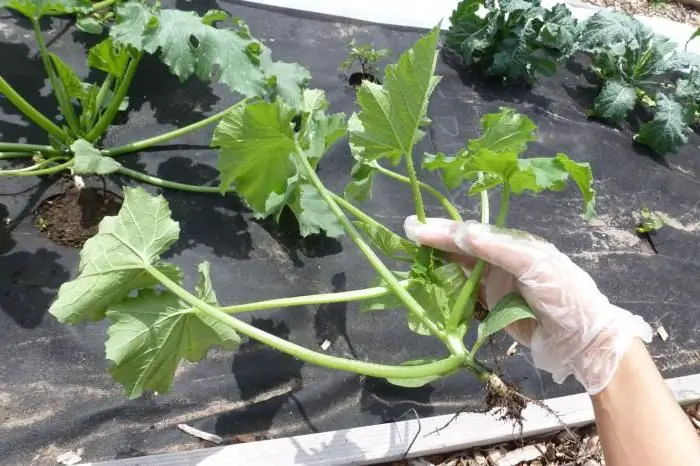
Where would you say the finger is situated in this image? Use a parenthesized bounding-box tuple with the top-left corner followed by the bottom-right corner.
(404, 215, 465, 254)
(453, 221, 556, 278)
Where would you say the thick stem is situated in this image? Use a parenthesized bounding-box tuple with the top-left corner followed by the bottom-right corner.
(90, 74, 114, 128)
(403, 152, 427, 222)
(104, 99, 247, 157)
(372, 163, 462, 221)
(117, 167, 221, 192)
(293, 145, 448, 343)
(148, 265, 462, 379)
(496, 184, 510, 228)
(86, 53, 142, 142)
(0, 159, 72, 176)
(446, 181, 491, 330)
(220, 279, 410, 314)
(0, 75, 67, 143)
(330, 192, 386, 231)
(32, 18, 80, 134)
(0, 143, 60, 154)
(0, 152, 36, 159)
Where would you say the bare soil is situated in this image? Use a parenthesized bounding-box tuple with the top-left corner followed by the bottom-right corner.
(34, 186, 122, 248)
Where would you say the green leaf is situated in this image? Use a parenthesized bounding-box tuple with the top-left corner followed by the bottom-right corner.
(49, 53, 84, 102)
(344, 162, 377, 202)
(554, 154, 597, 219)
(540, 4, 579, 56)
(473, 292, 536, 353)
(348, 26, 442, 164)
(580, 10, 638, 51)
(385, 358, 454, 388)
(362, 263, 466, 336)
(77, 17, 104, 35)
(110, 3, 307, 103)
(469, 107, 538, 154)
(213, 94, 345, 237)
(71, 139, 121, 175)
(0, 0, 90, 19)
(592, 81, 636, 123)
(636, 94, 693, 154)
(289, 184, 343, 238)
(213, 101, 297, 214)
(49, 187, 183, 324)
(106, 263, 240, 398)
(88, 38, 130, 77)
(445, 0, 499, 65)
(685, 26, 700, 50)
(354, 220, 417, 261)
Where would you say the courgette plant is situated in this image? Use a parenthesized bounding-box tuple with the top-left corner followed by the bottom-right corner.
(0, 0, 308, 183)
(49, 28, 596, 407)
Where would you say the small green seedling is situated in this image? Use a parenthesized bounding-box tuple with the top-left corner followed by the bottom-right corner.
(339, 39, 390, 83)
(637, 207, 665, 234)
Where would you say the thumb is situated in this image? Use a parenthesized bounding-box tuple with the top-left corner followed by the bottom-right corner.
(453, 222, 554, 278)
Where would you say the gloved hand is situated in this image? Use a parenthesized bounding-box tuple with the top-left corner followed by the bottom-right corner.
(404, 216, 653, 395)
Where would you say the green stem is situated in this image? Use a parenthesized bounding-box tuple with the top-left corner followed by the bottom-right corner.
(220, 279, 410, 314)
(403, 153, 426, 223)
(0, 143, 60, 154)
(372, 163, 462, 221)
(32, 18, 80, 134)
(496, 184, 510, 228)
(329, 192, 384, 229)
(104, 99, 247, 157)
(0, 152, 36, 159)
(0, 159, 72, 176)
(0, 75, 67, 143)
(293, 145, 449, 345)
(148, 265, 462, 379)
(446, 179, 491, 331)
(86, 53, 142, 142)
(91, 74, 114, 128)
(117, 167, 221, 192)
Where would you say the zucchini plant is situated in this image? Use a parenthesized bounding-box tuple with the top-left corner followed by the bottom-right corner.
(0, 0, 308, 183)
(50, 28, 596, 410)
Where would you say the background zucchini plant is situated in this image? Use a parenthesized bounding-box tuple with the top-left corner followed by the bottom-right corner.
(49, 28, 596, 406)
(446, 0, 700, 155)
(0, 0, 308, 182)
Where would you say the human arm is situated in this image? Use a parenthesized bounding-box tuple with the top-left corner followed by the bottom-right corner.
(593, 339, 700, 466)
(404, 217, 700, 466)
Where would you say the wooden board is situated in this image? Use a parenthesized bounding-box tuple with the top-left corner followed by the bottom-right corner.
(85, 373, 700, 466)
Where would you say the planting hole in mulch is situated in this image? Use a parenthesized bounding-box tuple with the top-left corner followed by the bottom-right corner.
(348, 71, 380, 87)
(34, 186, 123, 248)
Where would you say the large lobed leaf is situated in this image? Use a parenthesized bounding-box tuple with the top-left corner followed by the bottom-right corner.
(591, 80, 637, 123)
(110, 3, 309, 105)
(106, 263, 240, 398)
(213, 90, 346, 236)
(348, 26, 442, 165)
(49, 187, 182, 323)
(636, 93, 694, 154)
(71, 139, 121, 175)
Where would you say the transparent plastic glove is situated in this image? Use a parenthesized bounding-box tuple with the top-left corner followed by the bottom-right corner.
(404, 216, 653, 395)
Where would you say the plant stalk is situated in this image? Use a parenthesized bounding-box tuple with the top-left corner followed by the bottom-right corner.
(403, 152, 427, 223)
(86, 52, 142, 142)
(293, 144, 448, 343)
(0, 159, 72, 176)
(104, 99, 247, 157)
(220, 279, 410, 314)
(496, 184, 510, 228)
(31, 18, 80, 134)
(0, 143, 60, 154)
(91, 74, 114, 128)
(0, 75, 68, 143)
(330, 192, 385, 230)
(372, 163, 462, 221)
(147, 264, 462, 379)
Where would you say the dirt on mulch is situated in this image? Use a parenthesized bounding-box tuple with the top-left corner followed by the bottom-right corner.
(385, 402, 700, 466)
(582, 0, 700, 26)
(34, 186, 122, 248)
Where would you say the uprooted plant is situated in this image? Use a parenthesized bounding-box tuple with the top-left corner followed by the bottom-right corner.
(49, 27, 596, 416)
(0, 0, 307, 184)
(339, 39, 390, 85)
